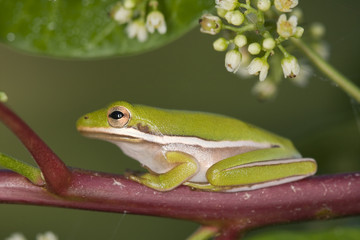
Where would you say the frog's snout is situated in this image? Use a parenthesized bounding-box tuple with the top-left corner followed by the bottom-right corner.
(76, 108, 110, 131)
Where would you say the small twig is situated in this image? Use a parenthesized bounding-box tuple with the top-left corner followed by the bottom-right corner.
(0, 102, 71, 193)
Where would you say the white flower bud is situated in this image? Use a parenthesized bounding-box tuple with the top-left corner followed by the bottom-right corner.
(277, 14, 297, 38)
(234, 34, 247, 48)
(292, 8, 303, 21)
(247, 57, 269, 81)
(146, 10, 167, 34)
(213, 38, 229, 51)
(123, 0, 136, 9)
(111, 3, 133, 24)
(310, 22, 326, 39)
(281, 55, 300, 78)
(126, 19, 148, 42)
(199, 14, 222, 35)
(274, 0, 298, 12)
(248, 42, 261, 55)
(5, 233, 26, 240)
(225, 10, 244, 26)
(36, 231, 58, 240)
(0, 92, 8, 102)
(257, 0, 271, 12)
(235, 48, 252, 78)
(294, 26, 304, 38)
(217, 8, 227, 18)
(215, 0, 238, 11)
(252, 80, 277, 100)
(262, 38, 276, 51)
(225, 49, 242, 73)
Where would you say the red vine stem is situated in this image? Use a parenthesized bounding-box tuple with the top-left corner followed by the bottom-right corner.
(1, 170, 360, 232)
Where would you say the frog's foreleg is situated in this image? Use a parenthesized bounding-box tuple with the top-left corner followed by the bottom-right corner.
(128, 151, 198, 191)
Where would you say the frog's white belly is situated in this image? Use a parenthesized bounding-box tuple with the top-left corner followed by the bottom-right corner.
(113, 139, 271, 183)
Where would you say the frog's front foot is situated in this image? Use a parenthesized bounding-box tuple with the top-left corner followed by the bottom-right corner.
(126, 151, 199, 191)
(125, 171, 158, 188)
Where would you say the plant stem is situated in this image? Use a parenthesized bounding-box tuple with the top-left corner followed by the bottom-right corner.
(291, 38, 360, 103)
(0, 102, 72, 193)
(277, 44, 289, 57)
(1, 170, 360, 236)
(223, 24, 256, 34)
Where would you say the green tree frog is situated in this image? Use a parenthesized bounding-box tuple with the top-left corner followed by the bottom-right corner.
(77, 101, 317, 192)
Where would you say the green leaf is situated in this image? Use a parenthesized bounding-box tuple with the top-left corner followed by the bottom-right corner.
(0, 0, 214, 58)
(246, 228, 360, 240)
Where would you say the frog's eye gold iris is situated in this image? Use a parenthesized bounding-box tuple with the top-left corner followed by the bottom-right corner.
(107, 106, 130, 128)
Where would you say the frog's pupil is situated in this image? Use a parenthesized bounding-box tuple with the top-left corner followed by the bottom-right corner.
(109, 111, 124, 120)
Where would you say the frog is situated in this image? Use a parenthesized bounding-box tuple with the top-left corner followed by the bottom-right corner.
(77, 101, 316, 192)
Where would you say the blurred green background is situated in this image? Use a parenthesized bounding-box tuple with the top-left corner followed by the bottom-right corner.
(1, 0, 360, 239)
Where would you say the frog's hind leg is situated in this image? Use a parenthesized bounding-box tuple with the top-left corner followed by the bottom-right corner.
(205, 147, 317, 191)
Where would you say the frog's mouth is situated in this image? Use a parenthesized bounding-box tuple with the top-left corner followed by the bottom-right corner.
(77, 126, 142, 143)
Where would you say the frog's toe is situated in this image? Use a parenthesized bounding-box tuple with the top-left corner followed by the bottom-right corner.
(124, 169, 144, 178)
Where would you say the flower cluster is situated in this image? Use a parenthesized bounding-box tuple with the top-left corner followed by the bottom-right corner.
(6, 232, 58, 240)
(200, 0, 326, 99)
(111, 0, 167, 42)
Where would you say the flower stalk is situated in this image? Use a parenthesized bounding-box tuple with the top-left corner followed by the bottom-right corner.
(291, 38, 360, 103)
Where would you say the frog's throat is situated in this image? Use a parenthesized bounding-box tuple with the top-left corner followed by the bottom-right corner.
(78, 127, 142, 143)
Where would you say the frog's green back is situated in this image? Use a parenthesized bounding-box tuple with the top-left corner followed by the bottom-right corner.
(114, 101, 293, 147)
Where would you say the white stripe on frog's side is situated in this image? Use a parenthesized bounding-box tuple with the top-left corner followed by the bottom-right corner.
(78, 126, 274, 149)
(222, 174, 313, 192)
(226, 158, 316, 170)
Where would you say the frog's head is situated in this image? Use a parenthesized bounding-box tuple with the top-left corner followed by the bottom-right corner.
(77, 101, 152, 143)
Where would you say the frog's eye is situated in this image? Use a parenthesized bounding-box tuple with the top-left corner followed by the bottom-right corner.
(107, 106, 130, 128)
(109, 111, 123, 119)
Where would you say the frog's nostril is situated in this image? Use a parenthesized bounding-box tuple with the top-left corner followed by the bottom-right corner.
(84, 115, 89, 120)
